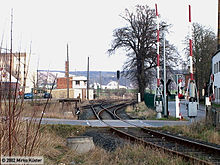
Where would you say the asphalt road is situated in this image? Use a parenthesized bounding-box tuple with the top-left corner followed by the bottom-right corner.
(30, 117, 189, 127)
(23, 100, 206, 127)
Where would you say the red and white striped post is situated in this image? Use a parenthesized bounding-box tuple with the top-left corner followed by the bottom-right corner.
(155, 3, 160, 87)
(187, 4, 198, 120)
(154, 3, 162, 119)
(189, 5, 193, 81)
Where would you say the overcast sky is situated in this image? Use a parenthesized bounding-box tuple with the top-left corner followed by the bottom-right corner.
(0, 0, 218, 72)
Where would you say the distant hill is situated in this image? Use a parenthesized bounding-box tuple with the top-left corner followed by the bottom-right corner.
(38, 70, 133, 88)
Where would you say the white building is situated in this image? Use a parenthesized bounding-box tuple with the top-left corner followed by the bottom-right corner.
(72, 76, 93, 100)
(72, 76, 87, 89)
(102, 81, 127, 90)
(212, 50, 220, 103)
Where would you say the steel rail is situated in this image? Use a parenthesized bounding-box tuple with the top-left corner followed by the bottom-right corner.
(89, 100, 219, 164)
(114, 106, 220, 155)
(111, 103, 219, 164)
(109, 127, 214, 165)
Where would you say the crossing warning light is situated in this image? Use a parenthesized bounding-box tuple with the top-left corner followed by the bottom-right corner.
(117, 70, 120, 80)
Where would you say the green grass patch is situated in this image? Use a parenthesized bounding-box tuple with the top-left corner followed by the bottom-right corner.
(211, 103, 220, 108)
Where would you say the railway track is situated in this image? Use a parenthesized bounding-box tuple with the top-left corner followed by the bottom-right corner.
(89, 100, 220, 165)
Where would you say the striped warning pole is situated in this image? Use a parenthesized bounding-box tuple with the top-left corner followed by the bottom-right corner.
(187, 4, 198, 120)
(189, 5, 193, 81)
(155, 3, 160, 87)
(154, 3, 162, 119)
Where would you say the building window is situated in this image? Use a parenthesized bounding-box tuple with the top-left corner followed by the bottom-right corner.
(219, 61, 220, 73)
(214, 64, 215, 74)
(218, 88, 220, 101)
(76, 81, 80, 85)
(217, 62, 219, 73)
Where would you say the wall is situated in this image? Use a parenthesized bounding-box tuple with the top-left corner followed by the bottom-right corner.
(57, 77, 72, 89)
(51, 89, 74, 98)
(52, 88, 94, 100)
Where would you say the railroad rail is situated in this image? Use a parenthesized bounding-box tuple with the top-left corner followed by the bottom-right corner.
(89, 100, 220, 165)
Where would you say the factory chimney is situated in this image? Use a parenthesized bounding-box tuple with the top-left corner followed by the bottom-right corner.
(218, 0, 220, 50)
(66, 44, 69, 98)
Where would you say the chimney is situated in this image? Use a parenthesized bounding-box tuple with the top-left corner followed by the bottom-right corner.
(218, 0, 220, 50)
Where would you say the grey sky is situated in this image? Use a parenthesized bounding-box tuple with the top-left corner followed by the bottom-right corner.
(0, 0, 218, 72)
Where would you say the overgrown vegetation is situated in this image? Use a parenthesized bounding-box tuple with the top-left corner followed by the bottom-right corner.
(70, 144, 188, 165)
(36, 125, 189, 165)
(125, 102, 186, 120)
(125, 102, 156, 119)
(156, 120, 220, 145)
(21, 101, 78, 119)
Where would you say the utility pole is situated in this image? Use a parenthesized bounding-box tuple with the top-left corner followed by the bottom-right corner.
(99, 71, 102, 89)
(8, 8, 13, 157)
(36, 57, 39, 93)
(163, 33, 167, 117)
(66, 44, 69, 98)
(99, 71, 102, 97)
(87, 57, 89, 100)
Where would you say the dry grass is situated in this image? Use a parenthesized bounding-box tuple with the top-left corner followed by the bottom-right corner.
(21, 101, 78, 119)
(36, 124, 189, 165)
(157, 120, 220, 145)
(29, 124, 86, 164)
(62, 144, 188, 165)
(125, 102, 156, 119)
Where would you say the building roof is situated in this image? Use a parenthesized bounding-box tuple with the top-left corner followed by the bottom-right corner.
(212, 49, 220, 59)
(72, 76, 87, 81)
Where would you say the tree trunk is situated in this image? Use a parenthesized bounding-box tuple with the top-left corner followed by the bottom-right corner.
(137, 55, 146, 101)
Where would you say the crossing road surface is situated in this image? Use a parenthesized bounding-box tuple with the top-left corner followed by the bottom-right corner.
(24, 100, 206, 127)
(30, 118, 189, 127)
(168, 100, 206, 120)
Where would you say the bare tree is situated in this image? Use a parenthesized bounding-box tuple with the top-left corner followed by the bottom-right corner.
(108, 5, 179, 101)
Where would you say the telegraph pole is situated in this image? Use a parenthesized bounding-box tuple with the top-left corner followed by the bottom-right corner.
(163, 33, 167, 117)
(66, 44, 69, 98)
(8, 8, 13, 157)
(87, 57, 89, 100)
(99, 71, 102, 97)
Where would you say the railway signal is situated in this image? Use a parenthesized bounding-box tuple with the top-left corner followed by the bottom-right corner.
(117, 70, 120, 80)
(116, 70, 120, 90)
(160, 79, 172, 117)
